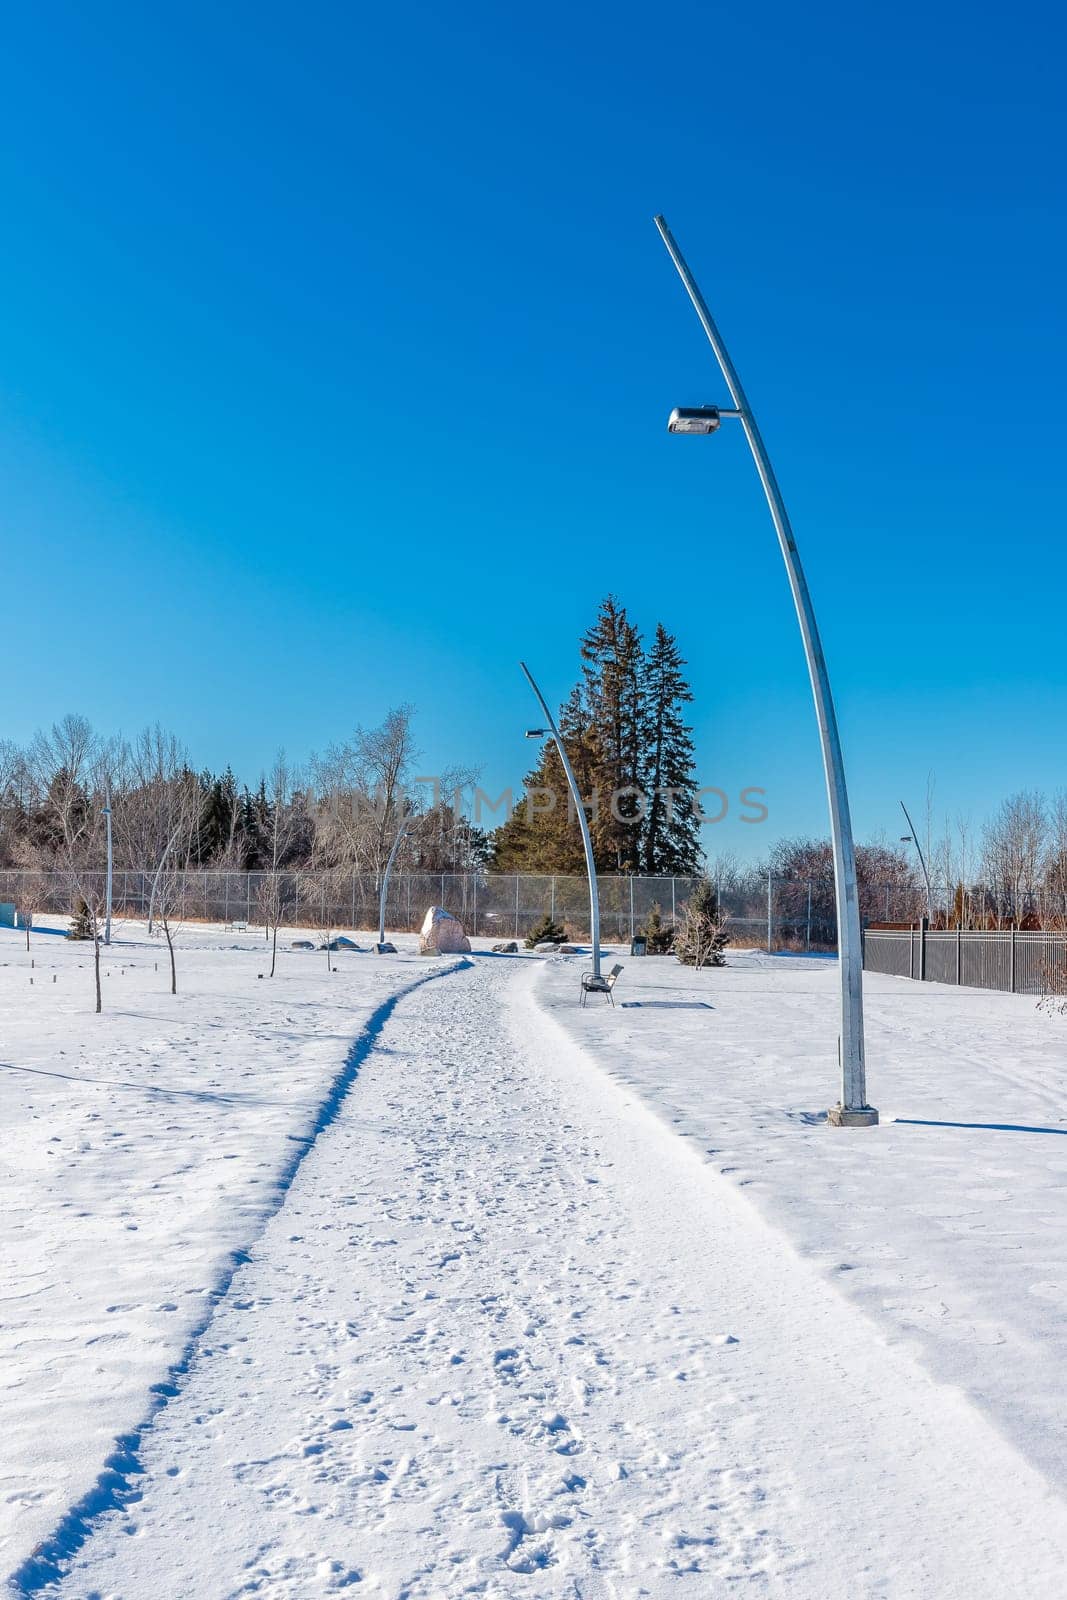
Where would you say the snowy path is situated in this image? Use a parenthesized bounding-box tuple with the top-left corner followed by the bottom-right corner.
(20, 957, 1067, 1598)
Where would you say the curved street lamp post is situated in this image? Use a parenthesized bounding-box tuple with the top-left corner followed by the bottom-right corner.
(899, 799, 934, 923)
(655, 214, 876, 1127)
(520, 661, 602, 982)
(376, 814, 416, 953)
(102, 788, 113, 947)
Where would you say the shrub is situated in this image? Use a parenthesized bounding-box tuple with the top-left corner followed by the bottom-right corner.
(642, 901, 675, 954)
(67, 898, 94, 941)
(675, 878, 729, 968)
(525, 912, 568, 949)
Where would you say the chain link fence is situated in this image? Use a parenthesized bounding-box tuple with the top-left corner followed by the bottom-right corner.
(3, 869, 1061, 950)
(0, 867, 935, 947)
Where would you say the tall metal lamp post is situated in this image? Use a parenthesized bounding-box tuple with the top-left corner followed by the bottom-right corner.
(520, 662, 601, 981)
(899, 800, 933, 923)
(376, 813, 415, 953)
(655, 214, 876, 1127)
(102, 789, 113, 947)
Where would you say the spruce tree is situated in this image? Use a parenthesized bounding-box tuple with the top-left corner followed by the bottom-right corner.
(524, 911, 568, 949)
(198, 768, 239, 861)
(641, 623, 701, 874)
(580, 597, 645, 872)
(642, 901, 675, 953)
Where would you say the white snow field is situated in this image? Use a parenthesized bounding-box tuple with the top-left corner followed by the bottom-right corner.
(2, 925, 1067, 1597)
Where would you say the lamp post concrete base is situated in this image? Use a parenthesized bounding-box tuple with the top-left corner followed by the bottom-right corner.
(827, 1104, 880, 1128)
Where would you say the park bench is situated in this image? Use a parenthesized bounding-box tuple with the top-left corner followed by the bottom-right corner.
(226, 919, 250, 933)
(580, 963, 623, 1006)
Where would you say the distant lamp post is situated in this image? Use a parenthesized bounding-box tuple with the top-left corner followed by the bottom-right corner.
(102, 791, 113, 947)
(520, 662, 601, 980)
(655, 213, 876, 1127)
(899, 800, 933, 923)
(376, 814, 415, 953)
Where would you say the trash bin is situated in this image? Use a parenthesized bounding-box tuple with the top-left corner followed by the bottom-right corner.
(630, 935, 647, 956)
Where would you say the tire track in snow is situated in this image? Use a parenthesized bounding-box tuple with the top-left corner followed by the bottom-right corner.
(6, 958, 470, 1598)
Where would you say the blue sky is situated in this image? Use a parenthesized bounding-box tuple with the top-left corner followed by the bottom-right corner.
(2, 1, 1064, 862)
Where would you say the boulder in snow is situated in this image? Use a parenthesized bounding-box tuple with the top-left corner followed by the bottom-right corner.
(418, 905, 471, 955)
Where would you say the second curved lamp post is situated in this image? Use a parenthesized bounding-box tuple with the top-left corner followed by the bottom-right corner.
(377, 813, 415, 951)
(520, 661, 602, 981)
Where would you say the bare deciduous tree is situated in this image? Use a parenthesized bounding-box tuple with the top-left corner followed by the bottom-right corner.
(152, 780, 204, 995)
(29, 715, 115, 1012)
(259, 754, 304, 977)
(313, 707, 418, 880)
(982, 791, 1048, 924)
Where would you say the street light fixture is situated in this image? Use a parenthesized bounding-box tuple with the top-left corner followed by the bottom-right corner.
(655, 213, 876, 1128)
(668, 406, 723, 435)
(520, 662, 602, 982)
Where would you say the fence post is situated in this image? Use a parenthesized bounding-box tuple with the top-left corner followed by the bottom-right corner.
(629, 876, 635, 943)
(1010, 924, 1016, 993)
(910, 921, 915, 980)
(550, 876, 555, 926)
(956, 923, 962, 986)
(671, 878, 677, 924)
(919, 917, 927, 981)
(766, 872, 773, 953)
(806, 880, 812, 951)
(514, 875, 520, 939)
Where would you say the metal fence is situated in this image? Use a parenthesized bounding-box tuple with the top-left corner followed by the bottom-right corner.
(0, 868, 705, 944)
(6, 869, 1061, 961)
(864, 926, 1067, 995)
(0, 867, 916, 947)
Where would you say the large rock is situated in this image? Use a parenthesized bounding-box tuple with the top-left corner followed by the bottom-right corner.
(418, 905, 471, 955)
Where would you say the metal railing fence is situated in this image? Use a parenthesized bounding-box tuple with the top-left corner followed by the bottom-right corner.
(864, 926, 1067, 995)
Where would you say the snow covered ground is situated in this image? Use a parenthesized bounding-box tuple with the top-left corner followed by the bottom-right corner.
(539, 947, 1067, 1493)
(0, 919, 463, 1591)
(3, 923, 1067, 1596)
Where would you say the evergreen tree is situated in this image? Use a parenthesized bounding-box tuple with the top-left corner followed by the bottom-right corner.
(238, 781, 270, 869)
(580, 597, 644, 872)
(489, 597, 703, 877)
(68, 897, 93, 940)
(642, 901, 675, 954)
(640, 624, 701, 874)
(490, 731, 589, 874)
(197, 768, 239, 862)
(524, 911, 568, 948)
